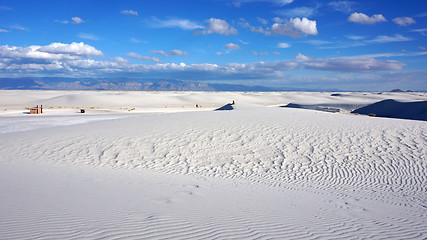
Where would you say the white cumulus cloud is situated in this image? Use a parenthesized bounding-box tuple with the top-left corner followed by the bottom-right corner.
(55, 17, 85, 24)
(225, 43, 241, 49)
(196, 18, 238, 35)
(0, 45, 70, 61)
(290, 17, 318, 35)
(393, 17, 416, 26)
(121, 10, 138, 16)
(272, 17, 317, 37)
(295, 53, 310, 60)
(217, 43, 241, 55)
(72, 17, 84, 24)
(278, 42, 291, 48)
(348, 12, 386, 24)
(0, 42, 104, 75)
(38, 42, 103, 56)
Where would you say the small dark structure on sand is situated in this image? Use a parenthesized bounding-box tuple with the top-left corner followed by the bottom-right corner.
(30, 105, 43, 114)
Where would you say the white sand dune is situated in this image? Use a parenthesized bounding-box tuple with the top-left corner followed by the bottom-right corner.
(0, 90, 426, 239)
(1, 90, 425, 112)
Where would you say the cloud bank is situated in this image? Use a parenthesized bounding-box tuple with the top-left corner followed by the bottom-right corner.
(0, 43, 406, 82)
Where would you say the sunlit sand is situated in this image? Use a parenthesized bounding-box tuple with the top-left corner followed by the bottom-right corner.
(0, 90, 426, 239)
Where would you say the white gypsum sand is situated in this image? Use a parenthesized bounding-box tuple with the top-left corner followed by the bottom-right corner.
(0, 90, 426, 239)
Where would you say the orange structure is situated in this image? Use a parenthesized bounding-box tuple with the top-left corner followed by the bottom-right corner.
(30, 105, 43, 114)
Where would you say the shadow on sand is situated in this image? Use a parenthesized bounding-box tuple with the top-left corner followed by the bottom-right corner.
(282, 103, 340, 113)
(215, 103, 234, 111)
(351, 99, 427, 121)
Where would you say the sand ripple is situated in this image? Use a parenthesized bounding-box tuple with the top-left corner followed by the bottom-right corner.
(1, 107, 426, 239)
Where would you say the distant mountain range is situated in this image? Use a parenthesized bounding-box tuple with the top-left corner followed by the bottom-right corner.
(0, 77, 336, 92)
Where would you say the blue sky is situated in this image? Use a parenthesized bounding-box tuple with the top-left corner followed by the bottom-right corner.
(1, 0, 426, 90)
